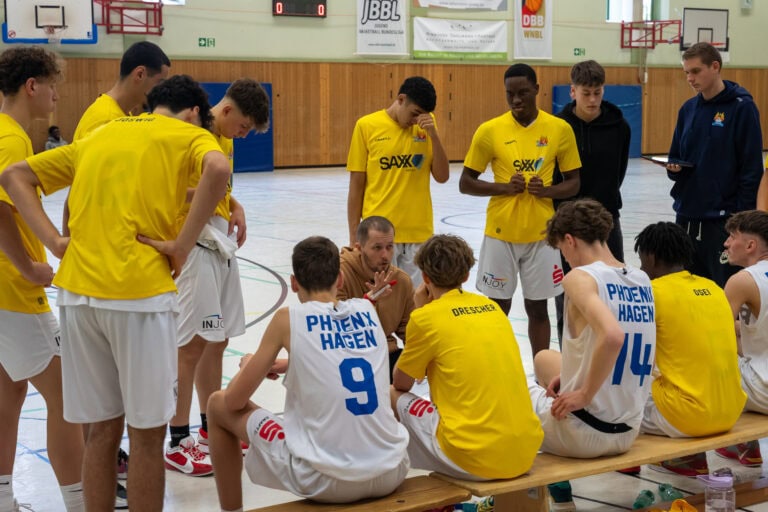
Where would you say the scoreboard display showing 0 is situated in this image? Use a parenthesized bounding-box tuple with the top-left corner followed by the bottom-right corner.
(273, 0, 327, 17)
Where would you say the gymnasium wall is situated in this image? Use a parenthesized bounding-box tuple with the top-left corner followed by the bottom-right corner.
(2, 0, 766, 163)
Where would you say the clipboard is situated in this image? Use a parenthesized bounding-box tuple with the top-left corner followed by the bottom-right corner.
(641, 155, 694, 168)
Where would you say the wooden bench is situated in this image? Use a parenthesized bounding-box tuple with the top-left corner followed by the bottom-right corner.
(431, 412, 768, 512)
(245, 475, 471, 511)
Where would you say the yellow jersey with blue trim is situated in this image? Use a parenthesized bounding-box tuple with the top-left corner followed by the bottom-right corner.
(464, 110, 581, 243)
(27, 113, 224, 300)
(347, 109, 436, 244)
(0, 114, 49, 313)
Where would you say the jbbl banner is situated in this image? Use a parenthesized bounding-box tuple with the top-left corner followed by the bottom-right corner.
(413, 17, 507, 60)
(356, 0, 408, 56)
(513, 0, 552, 59)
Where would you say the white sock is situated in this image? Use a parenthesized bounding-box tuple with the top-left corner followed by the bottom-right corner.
(60, 482, 85, 512)
(0, 475, 14, 512)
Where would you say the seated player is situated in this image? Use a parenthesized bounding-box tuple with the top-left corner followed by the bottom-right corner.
(206, 236, 409, 511)
(717, 210, 768, 467)
(391, 234, 543, 481)
(635, 222, 745, 477)
(531, 199, 656, 509)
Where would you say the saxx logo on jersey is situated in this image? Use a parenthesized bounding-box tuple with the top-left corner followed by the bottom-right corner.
(513, 157, 544, 172)
(407, 398, 435, 418)
(379, 153, 425, 171)
(258, 419, 285, 442)
(360, 0, 401, 24)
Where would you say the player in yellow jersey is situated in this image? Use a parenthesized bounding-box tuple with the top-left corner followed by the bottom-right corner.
(634, 222, 745, 478)
(459, 63, 581, 357)
(392, 234, 543, 480)
(347, 76, 449, 287)
(66, 40, 170, 507)
(1, 75, 231, 512)
(0, 46, 84, 512)
(166, 79, 270, 475)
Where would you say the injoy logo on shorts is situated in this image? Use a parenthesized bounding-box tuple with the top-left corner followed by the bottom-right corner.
(202, 314, 224, 330)
(258, 419, 285, 442)
(408, 398, 434, 417)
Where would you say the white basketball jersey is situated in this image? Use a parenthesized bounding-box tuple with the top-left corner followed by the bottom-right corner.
(740, 260, 768, 383)
(561, 262, 656, 429)
(282, 299, 409, 481)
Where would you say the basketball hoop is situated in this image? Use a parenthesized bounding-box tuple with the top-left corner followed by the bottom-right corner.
(43, 25, 64, 45)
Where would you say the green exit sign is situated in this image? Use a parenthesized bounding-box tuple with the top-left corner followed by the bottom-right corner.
(198, 37, 216, 48)
(573, 47, 585, 56)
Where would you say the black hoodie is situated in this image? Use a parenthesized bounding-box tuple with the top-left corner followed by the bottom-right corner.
(553, 100, 630, 215)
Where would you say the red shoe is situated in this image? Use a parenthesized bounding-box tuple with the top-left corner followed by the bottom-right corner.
(617, 466, 641, 475)
(197, 427, 249, 455)
(164, 436, 213, 476)
(650, 453, 709, 478)
(715, 441, 763, 467)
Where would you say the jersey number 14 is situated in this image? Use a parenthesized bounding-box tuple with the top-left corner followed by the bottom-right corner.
(611, 332, 652, 386)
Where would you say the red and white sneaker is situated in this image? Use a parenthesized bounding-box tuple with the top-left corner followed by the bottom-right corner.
(715, 441, 763, 467)
(164, 436, 213, 476)
(197, 427, 249, 455)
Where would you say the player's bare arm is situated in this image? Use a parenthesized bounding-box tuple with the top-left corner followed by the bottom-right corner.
(229, 195, 247, 246)
(0, 161, 69, 259)
(550, 270, 624, 420)
(416, 114, 449, 184)
(528, 169, 581, 199)
(224, 307, 289, 411)
(347, 171, 366, 245)
(0, 201, 54, 285)
(459, 167, 526, 197)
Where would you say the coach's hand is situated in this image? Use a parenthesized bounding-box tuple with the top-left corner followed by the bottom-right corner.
(136, 235, 188, 279)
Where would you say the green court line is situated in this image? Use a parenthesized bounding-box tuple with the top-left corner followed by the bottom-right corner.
(21, 408, 47, 413)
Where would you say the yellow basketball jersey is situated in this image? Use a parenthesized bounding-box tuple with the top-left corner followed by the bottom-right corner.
(651, 271, 745, 436)
(73, 94, 126, 141)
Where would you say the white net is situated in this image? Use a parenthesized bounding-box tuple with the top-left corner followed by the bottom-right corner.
(43, 25, 63, 45)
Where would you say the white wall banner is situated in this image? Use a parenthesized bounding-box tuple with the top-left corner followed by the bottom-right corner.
(414, 0, 507, 10)
(356, 0, 408, 56)
(413, 17, 507, 60)
(513, 0, 552, 60)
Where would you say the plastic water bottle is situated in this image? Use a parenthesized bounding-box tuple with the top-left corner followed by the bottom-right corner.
(697, 474, 735, 512)
(632, 489, 655, 509)
(658, 483, 685, 501)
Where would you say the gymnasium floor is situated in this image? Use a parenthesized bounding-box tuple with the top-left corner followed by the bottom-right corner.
(15, 158, 768, 511)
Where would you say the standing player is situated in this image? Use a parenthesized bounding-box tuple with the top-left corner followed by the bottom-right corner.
(635, 222, 745, 477)
(391, 234, 543, 481)
(1, 74, 231, 512)
(666, 42, 763, 287)
(65, 39, 170, 507)
(347, 76, 449, 286)
(459, 63, 581, 356)
(553, 59, 630, 342)
(0, 46, 84, 512)
(531, 199, 655, 508)
(165, 78, 271, 475)
(207, 236, 409, 511)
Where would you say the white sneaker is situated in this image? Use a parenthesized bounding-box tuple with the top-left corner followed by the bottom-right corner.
(164, 436, 213, 476)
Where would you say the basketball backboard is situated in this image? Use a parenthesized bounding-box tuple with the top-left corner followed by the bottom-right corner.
(3, 0, 97, 44)
(680, 8, 728, 51)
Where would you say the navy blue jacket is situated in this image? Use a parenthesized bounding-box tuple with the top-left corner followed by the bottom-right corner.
(668, 80, 763, 219)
